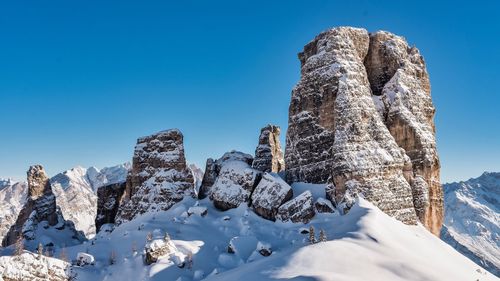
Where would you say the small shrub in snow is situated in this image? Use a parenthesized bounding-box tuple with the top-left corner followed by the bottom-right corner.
(146, 232, 153, 241)
(319, 229, 327, 242)
(59, 248, 69, 262)
(14, 236, 24, 255)
(37, 243, 43, 259)
(109, 250, 117, 265)
(309, 226, 316, 244)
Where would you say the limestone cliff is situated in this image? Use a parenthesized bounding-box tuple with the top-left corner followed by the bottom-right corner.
(285, 27, 442, 234)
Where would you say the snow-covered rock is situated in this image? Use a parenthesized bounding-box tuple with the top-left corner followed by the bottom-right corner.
(76, 252, 95, 266)
(314, 197, 335, 213)
(116, 129, 195, 224)
(441, 172, 500, 276)
(276, 190, 315, 223)
(251, 173, 292, 220)
(285, 27, 442, 234)
(0, 252, 73, 281)
(144, 236, 181, 265)
(252, 125, 285, 173)
(227, 236, 258, 261)
(187, 206, 208, 217)
(209, 151, 261, 211)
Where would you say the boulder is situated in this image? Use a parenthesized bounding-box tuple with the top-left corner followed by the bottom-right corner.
(252, 125, 285, 173)
(276, 191, 315, 223)
(314, 198, 335, 213)
(116, 129, 195, 224)
(209, 151, 261, 211)
(251, 173, 293, 220)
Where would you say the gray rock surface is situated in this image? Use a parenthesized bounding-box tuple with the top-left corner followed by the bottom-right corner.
(116, 129, 195, 224)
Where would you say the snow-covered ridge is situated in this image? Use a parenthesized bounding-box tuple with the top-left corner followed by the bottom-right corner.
(46, 196, 497, 281)
(442, 172, 500, 276)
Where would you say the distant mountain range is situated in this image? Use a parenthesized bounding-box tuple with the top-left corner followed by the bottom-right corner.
(442, 172, 500, 276)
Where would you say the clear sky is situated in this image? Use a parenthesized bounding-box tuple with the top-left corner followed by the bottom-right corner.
(1, 0, 499, 183)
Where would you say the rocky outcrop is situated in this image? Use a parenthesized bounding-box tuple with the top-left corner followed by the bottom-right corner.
(366, 31, 443, 234)
(2, 165, 85, 248)
(116, 129, 195, 224)
(252, 125, 285, 173)
(209, 151, 261, 211)
(95, 182, 126, 232)
(251, 173, 293, 220)
(0, 252, 73, 281)
(285, 27, 443, 234)
(198, 158, 218, 199)
(276, 191, 315, 223)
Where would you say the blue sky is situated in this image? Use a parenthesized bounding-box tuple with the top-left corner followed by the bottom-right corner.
(0, 0, 499, 182)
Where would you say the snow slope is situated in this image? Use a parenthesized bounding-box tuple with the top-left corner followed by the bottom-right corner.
(48, 195, 496, 281)
(442, 172, 500, 276)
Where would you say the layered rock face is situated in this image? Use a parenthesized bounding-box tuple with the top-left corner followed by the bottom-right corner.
(116, 129, 195, 224)
(285, 27, 442, 234)
(252, 125, 285, 173)
(2, 165, 85, 248)
(95, 182, 126, 232)
(209, 151, 261, 210)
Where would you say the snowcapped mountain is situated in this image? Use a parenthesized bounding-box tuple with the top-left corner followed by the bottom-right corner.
(49, 196, 495, 281)
(188, 163, 204, 191)
(441, 172, 500, 277)
(51, 163, 131, 237)
(0, 180, 28, 244)
(0, 164, 130, 242)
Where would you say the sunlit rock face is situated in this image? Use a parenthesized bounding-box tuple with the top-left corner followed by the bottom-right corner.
(252, 124, 285, 173)
(285, 27, 442, 234)
(116, 129, 195, 224)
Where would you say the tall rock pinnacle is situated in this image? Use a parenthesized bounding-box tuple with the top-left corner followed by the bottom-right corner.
(285, 27, 443, 235)
(252, 124, 285, 173)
